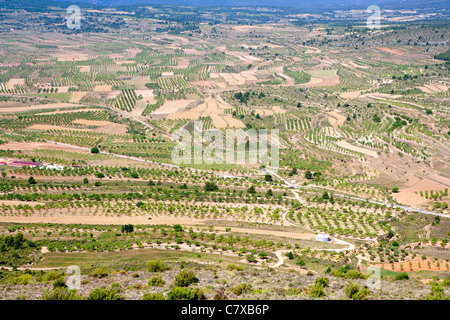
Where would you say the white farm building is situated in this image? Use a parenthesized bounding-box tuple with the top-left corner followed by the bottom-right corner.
(315, 233, 331, 242)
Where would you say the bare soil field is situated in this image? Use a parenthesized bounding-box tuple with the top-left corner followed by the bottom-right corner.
(373, 47, 405, 55)
(393, 175, 450, 207)
(340, 90, 362, 99)
(417, 84, 448, 93)
(166, 98, 245, 129)
(93, 123, 128, 135)
(72, 119, 113, 126)
(52, 52, 89, 61)
(0, 200, 44, 206)
(93, 85, 113, 92)
(371, 259, 450, 272)
(0, 141, 91, 153)
(6, 78, 25, 90)
(326, 111, 346, 128)
(27, 124, 91, 132)
(151, 99, 196, 115)
(69, 92, 87, 103)
(78, 65, 91, 73)
(35, 108, 101, 115)
(174, 57, 189, 69)
(0, 103, 82, 114)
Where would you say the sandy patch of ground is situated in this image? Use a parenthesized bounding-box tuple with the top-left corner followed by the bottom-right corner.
(93, 123, 128, 135)
(114, 60, 134, 65)
(175, 57, 189, 69)
(36, 108, 101, 116)
(166, 98, 245, 129)
(0, 103, 81, 114)
(53, 53, 89, 61)
(69, 92, 87, 103)
(27, 124, 91, 132)
(274, 66, 294, 85)
(392, 175, 449, 207)
(151, 100, 196, 115)
(93, 85, 113, 92)
(371, 259, 449, 272)
(191, 80, 216, 88)
(0, 215, 205, 226)
(0, 141, 91, 153)
(312, 75, 339, 87)
(217, 72, 256, 86)
(326, 111, 346, 128)
(135, 90, 155, 104)
(6, 78, 25, 90)
(78, 65, 91, 73)
(336, 140, 379, 158)
(183, 48, 206, 55)
(126, 48, 141, 59)
(0, 200, 44, 206)
(340, 90, 361, 99)
(254, 108, 274, 117)
(72, 119, 112, 126)
(302, 77, 323, 86)
(417, 84, 448, 94)
(51, 86, 71, 93)
(271, 106, 286, 114)
(373, 47, 405, 55)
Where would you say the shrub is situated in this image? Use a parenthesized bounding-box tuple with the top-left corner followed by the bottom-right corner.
(308, 283, 326, 298)
(87, 288, 120, 300)
(44, 271, 62, 282)
(345, 270, 367, 279)
(344, 282, 370, 300)
(174, 270, 198, 287)
(225, 263, 243, 271)
(213, 289, 228, 300)
(111, 283, 123, 292)
(353, 286, 371, 300)
(9, 274, 32, 285)
(231, 283, 252, 296)
(142, 292, 165, 300)
(41, 288, 84, 300)
(148, 275, 164, 287)
(394, 272, 409, 280)
(426, 284, 447, 300)
(53, 277, 67, 289)
(147, 260, 168, 273)
(344, 282, 360, 299)
(91, 267, 109, 278)
(314, 277, 329, 287)
(166, 287, 205, 300)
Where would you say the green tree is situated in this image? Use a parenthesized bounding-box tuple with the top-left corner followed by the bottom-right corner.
(28, 177, 36, 185)
(91, 147, 99, 154)
(204, 182, 219, 192)
(304, 170, 313, 180)
(247, 185, 256, 194)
